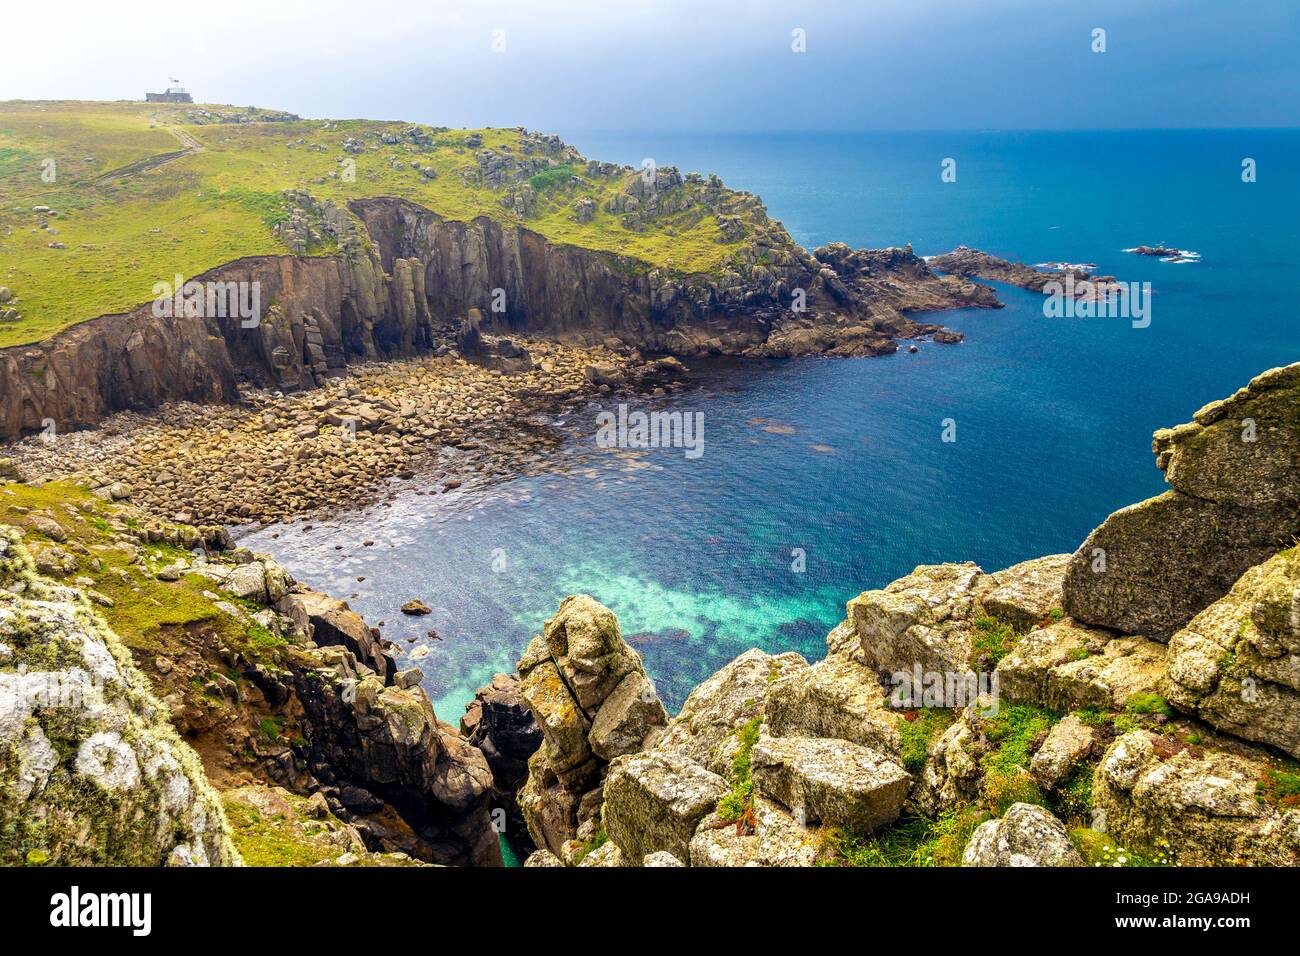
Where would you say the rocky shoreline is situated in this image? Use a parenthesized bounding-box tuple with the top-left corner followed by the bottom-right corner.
(2, 336, 688, 526)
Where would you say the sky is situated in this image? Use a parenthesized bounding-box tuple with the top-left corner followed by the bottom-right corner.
(3, 0, 1297, 131)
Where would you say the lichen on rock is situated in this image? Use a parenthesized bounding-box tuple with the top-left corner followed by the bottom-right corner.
(0, 525, 239, 866)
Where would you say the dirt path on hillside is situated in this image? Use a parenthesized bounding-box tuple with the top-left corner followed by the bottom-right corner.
(91, 126, 203, 184)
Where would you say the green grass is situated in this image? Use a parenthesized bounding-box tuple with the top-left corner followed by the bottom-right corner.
(897, 708, 956, 774)
(716, 717, 763, 823)
(572, 827, 608, 865)
(1124, 693, 1174, 718)
(0, 479, 287, 661)
(971, 615, 1019, 664)
(979, 703, 1060, 814)
(1070, 829, 1172, 867)
(819, 808, 988, 867)
(527, 163, 576, 192)
(0, 99, 760, 347)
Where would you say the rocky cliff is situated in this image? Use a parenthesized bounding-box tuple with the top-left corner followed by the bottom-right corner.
(0, 192, 996, 442)
(0, 483, 500, 866)
(503, 363, 1300, 868)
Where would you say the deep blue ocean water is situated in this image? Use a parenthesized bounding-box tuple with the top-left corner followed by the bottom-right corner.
(244, 130, 1300, 719)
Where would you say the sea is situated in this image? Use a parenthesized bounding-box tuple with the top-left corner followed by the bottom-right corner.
(241, 129, 1300, 721)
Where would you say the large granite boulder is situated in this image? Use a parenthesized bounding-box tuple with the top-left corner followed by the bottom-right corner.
(1029, 714, 1095, 790)
(1094, 730, 1300, 866)
(962, 802, 1083, 867)
(1064, 363, 1300, 638)
(750, 730, 909, 832)
(765, 653, 899, 755)
(0, 528, 238, 866)
(846, 562, 989, 674)
(1164, 549, 1300, 758)
(979, 554, 1070, 630)
(654, 647, 807, 775)
(515, 595, 668, 854)
(601, 749, 729, 863)
(995, 619, 1166, 712)
(689, 795, 821, 867)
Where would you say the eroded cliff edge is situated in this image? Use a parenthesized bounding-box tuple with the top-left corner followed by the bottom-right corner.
(0, 191, 997, 441)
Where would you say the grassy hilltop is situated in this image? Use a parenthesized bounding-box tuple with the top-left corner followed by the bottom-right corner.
(0, 100, 771, 348)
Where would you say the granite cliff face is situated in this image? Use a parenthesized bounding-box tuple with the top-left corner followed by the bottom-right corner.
(0, 193, 997, 441)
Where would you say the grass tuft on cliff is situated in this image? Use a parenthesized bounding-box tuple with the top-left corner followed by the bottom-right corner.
(0, 100, 779, 347)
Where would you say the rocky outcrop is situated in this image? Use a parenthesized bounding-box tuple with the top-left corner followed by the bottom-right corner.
(654, 647, 807, 774)
(962, 802, 1083, 867)
(1094, 730, 1300, 866)
(515, 595, 668, 855)
(286, 644, 500, 866)
(750, 730, 909, 832)
(461, 673, 542, 850)
(847, 561, 990, 675)
(1063, 363, 1300, 638)
(602, 750, 728, 862)
(0, 527, 239, 866)
(995, 620, 1166, 712)
(1163, 549, 1300, 758)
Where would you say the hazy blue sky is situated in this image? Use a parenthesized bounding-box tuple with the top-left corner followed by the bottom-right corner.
(6, 0, 1297, 130)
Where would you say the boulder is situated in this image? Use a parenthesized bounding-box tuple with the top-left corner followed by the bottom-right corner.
(523, 849, 564, 867)
(601, 750, 729, 863)
(765, 652, 899, 755)
(962, 803, 1083, 867)
(1029, 714, 1095, 789)
(995, 620, 1165, 712)
(847, 562, 989, 674)
(588, 670, 669, 761)
(1163, 549, 1300, 758)
(750, 730, 909, 832)
(1064, 363, 1300, 638)
(1094, 731, 1300, 866)
(654, 647, 807, 775)
(643, 850, 685, 867)
(688, 795, 820, 867)
(979, 554, 1070, 630)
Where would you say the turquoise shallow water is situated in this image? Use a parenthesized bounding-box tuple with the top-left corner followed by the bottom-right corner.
(242, 130, 1300, 719)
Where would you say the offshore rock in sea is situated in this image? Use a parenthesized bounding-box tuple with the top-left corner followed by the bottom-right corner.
(0, 527, 239, 866)
(515, 595, 669, 855)
(1163, 549, 1300, 758)
(1063, 362, 1300, 638)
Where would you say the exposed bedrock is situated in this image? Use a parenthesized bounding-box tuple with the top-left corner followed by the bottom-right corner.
(1, 196, 997, 441)
(1063, 363, 1300, 639)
